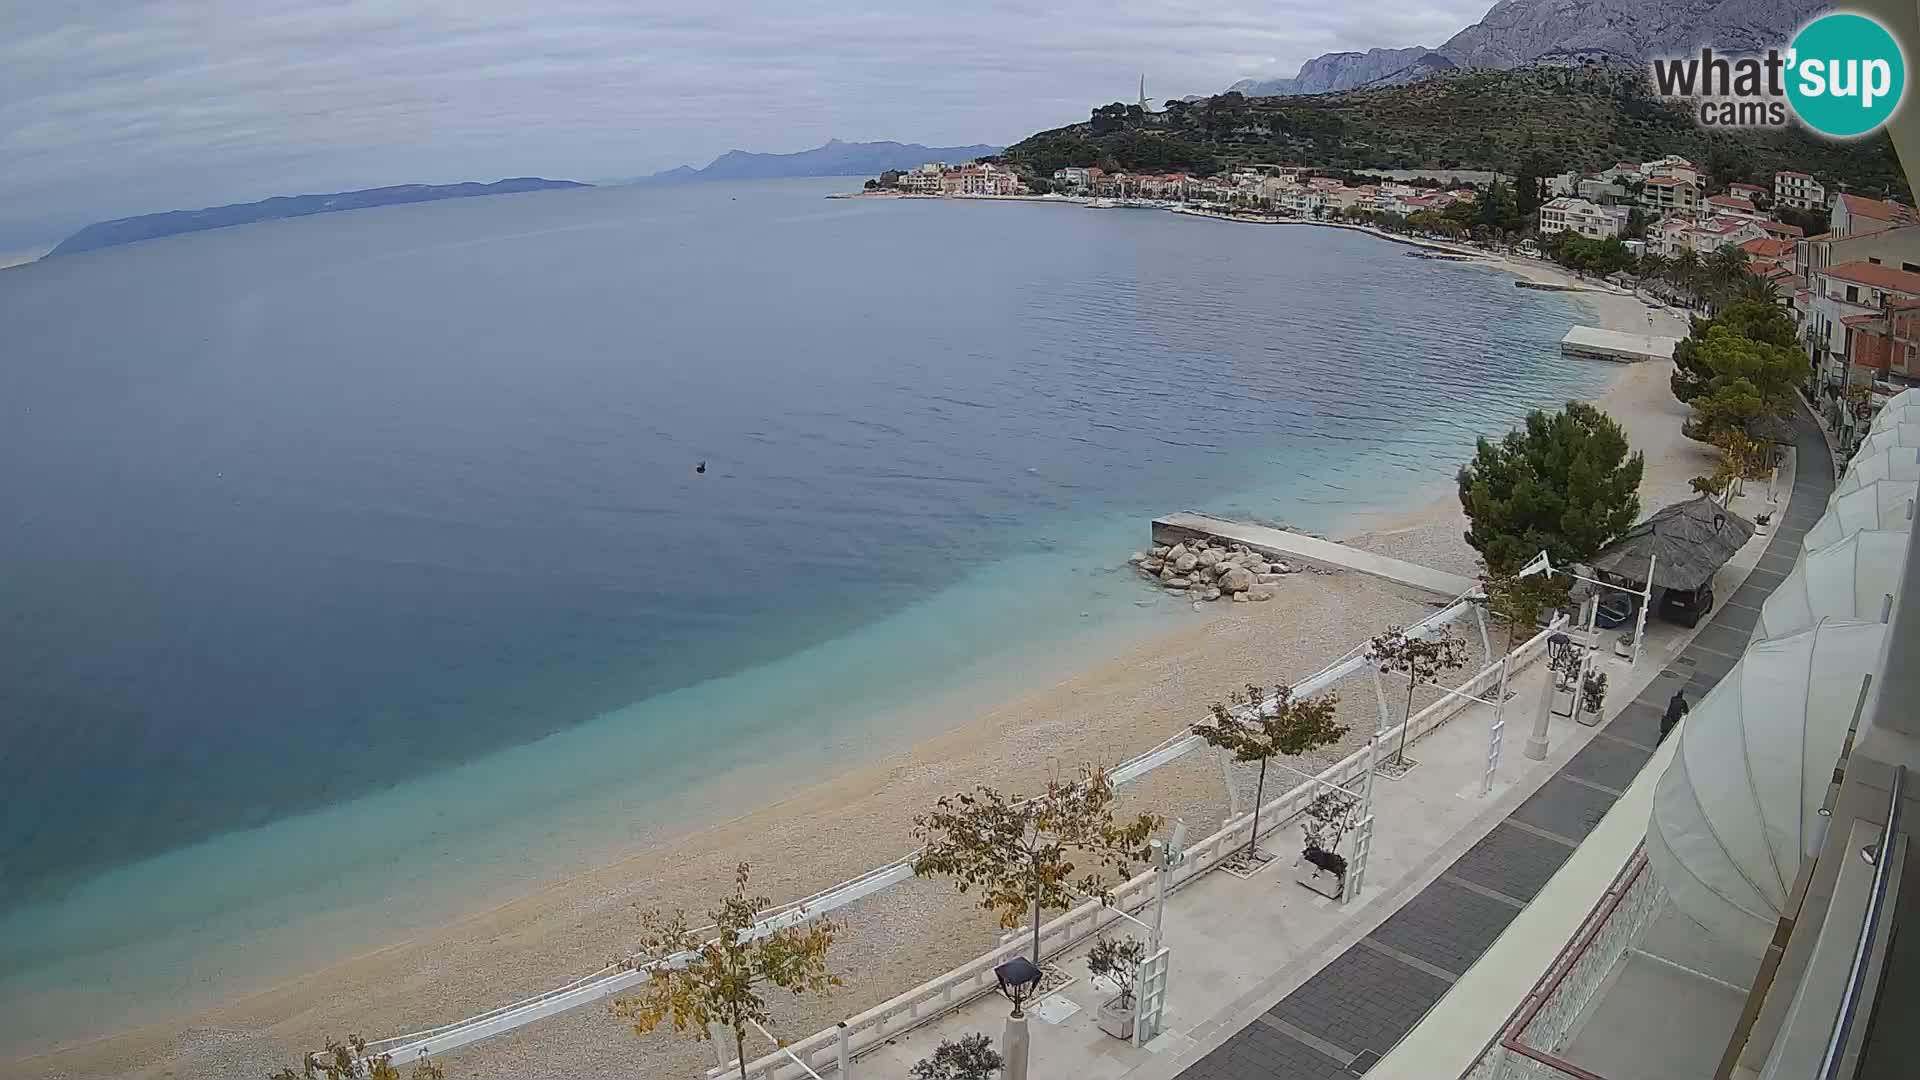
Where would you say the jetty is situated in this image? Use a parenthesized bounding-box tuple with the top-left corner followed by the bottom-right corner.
(1560, 324, 1679, 364)
(1151, 511, 1476, 597)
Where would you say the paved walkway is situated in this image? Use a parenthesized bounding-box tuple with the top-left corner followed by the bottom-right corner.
(1169, 402, 1834, 1080)
(1151, 512, 1477, 598)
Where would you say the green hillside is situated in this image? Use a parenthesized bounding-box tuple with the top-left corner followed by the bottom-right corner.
(1006, 68, 1907, 198)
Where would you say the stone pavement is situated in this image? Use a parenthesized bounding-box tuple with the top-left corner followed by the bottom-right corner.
(1169, 403, 1834, 1080)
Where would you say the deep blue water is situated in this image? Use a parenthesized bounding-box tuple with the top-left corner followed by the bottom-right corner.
(0, 178, 1603, 1039)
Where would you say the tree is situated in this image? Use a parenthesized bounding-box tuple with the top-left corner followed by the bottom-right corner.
(1191, 684, 1346, 858)
(1479, 568, 1564, 652)
(913, 767, 1160, 967)
(1086, 935, 1149, 1008)
(1457, 402, 1645, 575)
(612, 864, 841, 1080)
(1369, 627, 1471, 766)
(1672, 301, 1799, 403)
(1683, 324, 1802, 440)
(269, 1037, 444, 1080)
(912, 1034, 1004, 1080)
(1623, 207, 1651, 240)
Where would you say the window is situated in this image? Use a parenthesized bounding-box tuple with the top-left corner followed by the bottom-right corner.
(1848, 285, 1860, 302)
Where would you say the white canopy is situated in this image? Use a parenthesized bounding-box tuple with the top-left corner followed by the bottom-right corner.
(1803, 479, 1917, 549)
(1647, 619, 1888, 953)
(1758, 531, 1909, 639)
(1837, 446, 1920, 494)
(1855, 423, 1920, 461)
(1871, 403, 1920, 433)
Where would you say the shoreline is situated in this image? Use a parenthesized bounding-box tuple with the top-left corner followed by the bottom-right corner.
(9, 220, 1709, 1080)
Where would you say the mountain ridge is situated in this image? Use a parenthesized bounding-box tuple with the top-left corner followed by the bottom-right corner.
(634, 139, 1003, 183)
(1227, 0, 1830, 97)
(49, 178, 588, 256)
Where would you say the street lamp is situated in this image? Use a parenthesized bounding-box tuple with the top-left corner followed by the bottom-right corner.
(995, 957, 1044, 1080)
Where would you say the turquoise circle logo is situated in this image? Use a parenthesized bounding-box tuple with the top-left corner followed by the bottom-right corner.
(1787, 13, 1906, 137)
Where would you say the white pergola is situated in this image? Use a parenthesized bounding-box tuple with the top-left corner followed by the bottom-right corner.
(1758, 530, 1910, 640)
(1803, 479, 1916, 550)
(1645, 619, 1888, 955)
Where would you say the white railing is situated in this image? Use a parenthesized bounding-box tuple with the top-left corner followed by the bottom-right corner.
(1463, 848, 1666, 1080)
(367, 589, 1513, 1069)
(724, 620, 1567, 1080)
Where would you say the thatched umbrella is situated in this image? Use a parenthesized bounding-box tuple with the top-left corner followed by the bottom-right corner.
(1591, 495, 1756, 593)
(1745, 414, 1798, 446)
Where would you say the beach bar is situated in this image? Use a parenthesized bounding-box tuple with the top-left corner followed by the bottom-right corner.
(1560, 324, 1679, 364)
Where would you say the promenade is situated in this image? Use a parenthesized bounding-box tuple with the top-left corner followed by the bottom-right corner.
(842, 410, 1821, 1080)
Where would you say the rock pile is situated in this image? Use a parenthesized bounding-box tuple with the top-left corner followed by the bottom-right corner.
(1129, 538, 1301, 602)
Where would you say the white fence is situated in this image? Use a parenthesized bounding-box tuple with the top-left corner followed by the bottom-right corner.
(721, 620, 1568, 1080)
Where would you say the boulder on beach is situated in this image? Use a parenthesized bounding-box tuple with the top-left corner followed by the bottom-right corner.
(1142, 559, 1164, 573)
(1250, 587, 1275, 602)
(1255, 572, 1283, 584)
(1173, 552, 1199, 573)
(1166, 543, 1189, 561)
(1202, 586, 1222, 601)
(1219, 566, 1255, 592)
(1196, 548, 1223, 568)
(1244, 560, 1269, 575)
(1128, 551, 1148, 565)
(1164, 576, 1191, 591)
(1232, 591, 1250, 602)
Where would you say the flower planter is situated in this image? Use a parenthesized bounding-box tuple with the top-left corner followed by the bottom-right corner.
(1097, 993, 1137, 1040)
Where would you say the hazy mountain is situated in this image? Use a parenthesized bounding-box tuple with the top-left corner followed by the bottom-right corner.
(1226, 0, 1829, 97)
(635, 139, 1003, 183)
(1230, 47, 1437, 96)
(50, 178, 587, 256)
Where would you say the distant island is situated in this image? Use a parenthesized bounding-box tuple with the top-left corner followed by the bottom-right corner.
(49, 177, 590, 256)
(635, 139, 1002, 184)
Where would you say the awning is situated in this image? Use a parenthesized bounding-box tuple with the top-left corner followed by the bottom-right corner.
(1647, 619, 1889, 953)
(1837, 446, 1920, 494)
(1758, 530, 1910, 639)
(1871, 402, 1920, 433)
(1591, 495, 1755, 592)
(1803, 479, 1916, 549)
(1854, 422, 1920, 461)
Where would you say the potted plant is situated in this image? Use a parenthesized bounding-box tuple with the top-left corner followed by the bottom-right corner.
(912, 1033, 1004, 1080)
(1087, 936, 1148, 1040)
(1755, 511, 1773, 536)
(1581, 670, 1609, 716)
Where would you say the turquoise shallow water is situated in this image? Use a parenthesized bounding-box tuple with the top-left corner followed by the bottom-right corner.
(0, 179, 1605, 1048)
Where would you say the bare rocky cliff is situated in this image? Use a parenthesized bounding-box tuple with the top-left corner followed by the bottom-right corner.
(1228, 0, 1830, 97)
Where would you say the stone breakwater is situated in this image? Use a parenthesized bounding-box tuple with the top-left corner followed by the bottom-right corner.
(1129, 537, 1304, 603)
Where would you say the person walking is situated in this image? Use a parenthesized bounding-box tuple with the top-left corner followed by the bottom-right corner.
(1660, 689, 1688, 743)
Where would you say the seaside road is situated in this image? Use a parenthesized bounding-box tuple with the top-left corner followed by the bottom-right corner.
(1163, 400, 1833, 1080)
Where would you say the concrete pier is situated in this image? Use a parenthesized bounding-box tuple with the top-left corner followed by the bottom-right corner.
(1151, 511, 1477, 598)
(1561, 325, 1679, 364)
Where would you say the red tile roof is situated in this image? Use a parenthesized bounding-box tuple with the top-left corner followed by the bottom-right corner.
(1760, 220, 1805, 238)
(1645, 176, 1689, 187)
(1840, 193, 1916, 222)
(1824, 260, 1920, 294)
(1740, 237, 1796, 259)
(1707, 194, 1757, 211)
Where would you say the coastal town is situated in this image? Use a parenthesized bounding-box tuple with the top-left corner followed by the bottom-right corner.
(863, 152, 1920, 442)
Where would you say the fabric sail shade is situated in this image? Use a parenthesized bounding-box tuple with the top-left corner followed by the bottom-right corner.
(1802, 479, 1916, 550)
(1837, 446, 1920, 494)
(1870, 403, 1920, 433)
(1854, 423, 1920, 461)
(1758, 531, 1909, 639)
(1646, 619, 1888, 954)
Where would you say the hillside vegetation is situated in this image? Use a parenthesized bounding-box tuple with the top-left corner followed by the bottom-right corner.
(1007, 68, 1907, 198)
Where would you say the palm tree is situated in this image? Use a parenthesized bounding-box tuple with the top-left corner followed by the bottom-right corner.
(1637, 252, 1668, 297)
(1705, 244, 1747, 290)
(1669, 249, 1703, 308)
(1730, 268, 1783, 307)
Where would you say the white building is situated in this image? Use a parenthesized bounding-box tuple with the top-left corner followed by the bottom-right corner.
(1641, 175, 1700, 215)
(1775, 169, 1828, 210)
(1641, 154, 1700, 186)
(1539, 196, 1628, 239)
(1703, 193, 1764, 221)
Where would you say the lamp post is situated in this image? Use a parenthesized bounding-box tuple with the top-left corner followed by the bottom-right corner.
(1528, 631, 1571, 760)
(995, 957, 1043, 1080)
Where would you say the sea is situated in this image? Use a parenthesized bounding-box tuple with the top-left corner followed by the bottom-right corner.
(0, 177, 1605, 1053)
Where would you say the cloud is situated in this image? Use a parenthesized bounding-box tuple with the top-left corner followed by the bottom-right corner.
(0, 0, 1490, 241)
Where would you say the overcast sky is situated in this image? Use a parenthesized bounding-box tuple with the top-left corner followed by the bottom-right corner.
(0, 1, 1490, 246)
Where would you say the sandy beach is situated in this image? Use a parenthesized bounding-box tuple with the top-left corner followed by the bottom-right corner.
(13, 239, 1716, 1080)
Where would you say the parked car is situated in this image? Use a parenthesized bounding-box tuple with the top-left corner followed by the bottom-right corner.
(1660, 584, 1715, 628)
